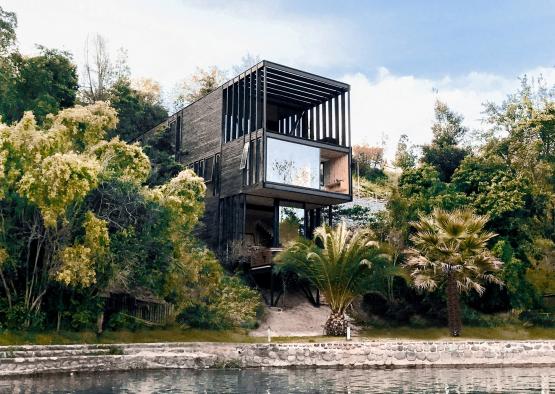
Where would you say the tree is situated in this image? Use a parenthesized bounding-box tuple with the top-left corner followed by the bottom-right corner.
(0, 6, 17, 55)
(421, 101, 469, 182)
(108, 78, 167, 142)
(275, 223, 386, 336)
(393, 134, 416, 170)
(0, 102, 215, 329)
(173, 66, 227, 109)
(0, 47, 79, 124)
(405, 208, 503, 336)
(353, 144, 384, 170)
(80, 34, 129, 104)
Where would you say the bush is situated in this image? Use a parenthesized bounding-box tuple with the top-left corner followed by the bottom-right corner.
(1, 302, 46, 330)
(106, 312, 148, 331)
(519, 310, 555, 327)
(177, 275, 262, 330)
(361, 168, 388, 183)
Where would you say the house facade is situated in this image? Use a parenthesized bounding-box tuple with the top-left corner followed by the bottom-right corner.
(142, 61, 352, 273)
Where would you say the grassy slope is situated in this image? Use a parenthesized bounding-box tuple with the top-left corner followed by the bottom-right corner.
(352, 168, 399, 200)
(0, 325, 553, 346)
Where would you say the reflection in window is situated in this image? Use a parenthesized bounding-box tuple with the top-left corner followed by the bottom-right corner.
(267, 138, 319, 189)
(279, 206, 304, 246)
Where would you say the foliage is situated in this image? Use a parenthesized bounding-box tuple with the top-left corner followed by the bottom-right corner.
(173, 66, 227, 109)
(0, 100, 253, 332)
(91, 137, 151, 184)
(141, 126, 184, 186)
(405, 208, 503, 336)
(353, 144, 385, 175)
(275, 223, 387, 335)
(178, 275, 262, 330)
(0, 47, 79, 124)
(0, 6, 17, 55)
(491, 240, 537, 310)
(393, 134, 416, 170)
(421, 101, 469, 182)
(107, 78, 168, 142)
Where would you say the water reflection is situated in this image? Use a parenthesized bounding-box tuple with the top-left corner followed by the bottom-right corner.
(1, 366, 554, 393)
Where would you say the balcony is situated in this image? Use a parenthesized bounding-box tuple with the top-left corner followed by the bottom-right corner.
(222, 61, 351, 148)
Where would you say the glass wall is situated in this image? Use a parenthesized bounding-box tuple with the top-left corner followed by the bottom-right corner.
(266, 138, 320, 189)
(279, 206, 305, 246)
(266, 137, 349, 194)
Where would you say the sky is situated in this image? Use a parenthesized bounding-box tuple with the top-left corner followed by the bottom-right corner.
(4, 0, 555, 158)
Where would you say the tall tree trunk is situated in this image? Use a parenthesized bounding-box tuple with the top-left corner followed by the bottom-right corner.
(446, 273, 462, 336)
(324, 311, 348, 336)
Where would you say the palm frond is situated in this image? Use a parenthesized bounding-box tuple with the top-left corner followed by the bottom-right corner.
(404, 208, 503, 297)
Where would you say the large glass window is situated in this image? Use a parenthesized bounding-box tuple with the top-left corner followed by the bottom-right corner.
(279, 206, 305, 246)
(266, 138, 320, 189)
(266, 137, 349, 194)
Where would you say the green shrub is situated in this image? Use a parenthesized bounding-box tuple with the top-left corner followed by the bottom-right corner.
(178, 276, 262, 330)
(106, 312, 148, 331)
(519, 310, 555, 327)
(361, 168, 387, 183)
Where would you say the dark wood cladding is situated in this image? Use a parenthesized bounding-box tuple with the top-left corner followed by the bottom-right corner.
(179, 87, 222, 163)
(220, 138, 244, 197)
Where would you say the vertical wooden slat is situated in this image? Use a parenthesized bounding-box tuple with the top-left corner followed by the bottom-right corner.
(249, 70, 254, 132)
(235, 80, 240, 139)
(315, 104, 320, 140)
(255, 68, 259, 130)
(322, 102, 327, 139)
(263, 67, 267, 130)
(255, 138, 260, 184)
(238, 77, 243, 137)
(302, 111, 308, 139)
(341, 92, 346, 146)
(242, 72, 247, 136)
(273, 199, 280, 247)
(309, 107, 315, 140)
(347, 90, 351, 147)
(242, 194, 246, 240)
(334, 95, 340, 143)
(230, 83, 235, 141)
(328, 99, 333, 141)
(222, 88, 227, 143)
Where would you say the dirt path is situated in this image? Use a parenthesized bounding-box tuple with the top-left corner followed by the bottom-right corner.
(250, 292, 331, 337)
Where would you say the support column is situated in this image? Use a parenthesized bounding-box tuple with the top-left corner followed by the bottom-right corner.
(328, 205, 333, 227)
(303, 203, 308, 239)
(273, 199, 280, 247)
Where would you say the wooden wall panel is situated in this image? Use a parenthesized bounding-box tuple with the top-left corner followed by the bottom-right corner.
(220, 138, 245, 197)
(180, 87, 223, 165)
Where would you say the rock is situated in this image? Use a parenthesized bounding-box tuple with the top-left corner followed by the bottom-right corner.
(393, 352, 406, 360)
(322, 352, 335, 362)
(426, 353, 440, 362)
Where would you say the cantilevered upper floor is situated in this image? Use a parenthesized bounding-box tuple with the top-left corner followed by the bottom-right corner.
(141, 61, 352, 206)
(222, 60, 351, 147)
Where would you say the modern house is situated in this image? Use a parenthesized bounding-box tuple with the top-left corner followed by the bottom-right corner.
(141, 61, 352, 297)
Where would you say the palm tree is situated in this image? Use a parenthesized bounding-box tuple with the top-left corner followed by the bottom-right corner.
(274, 223, 386, 336)
(405, 208, 503, 336)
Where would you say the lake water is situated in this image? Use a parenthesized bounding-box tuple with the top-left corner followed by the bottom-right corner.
(1, 366, 554, 393)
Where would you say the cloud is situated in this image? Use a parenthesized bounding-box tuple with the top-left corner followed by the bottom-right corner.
(5, 0, 354, 87)
(343, 66, 555, 160)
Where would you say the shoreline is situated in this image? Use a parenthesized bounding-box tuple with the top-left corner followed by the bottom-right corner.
(0, 340, 554, 377)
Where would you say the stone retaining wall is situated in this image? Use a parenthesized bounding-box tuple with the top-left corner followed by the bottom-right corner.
(0, 340, 554, 377)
